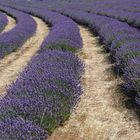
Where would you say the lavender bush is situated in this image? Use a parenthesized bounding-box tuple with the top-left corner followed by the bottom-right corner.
(0, 50, 83, 136)
(4, 0, 140, 29)
(0, 118, 48, 139)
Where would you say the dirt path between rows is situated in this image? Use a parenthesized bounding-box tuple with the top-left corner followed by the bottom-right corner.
(0, 16, 49, 97)
(2, 15, 16, 33)
(49, 26, 140, 140)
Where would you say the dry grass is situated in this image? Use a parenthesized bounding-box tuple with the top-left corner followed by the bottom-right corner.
(48, 26, 140, 140)
(0, 17, 49, 97)
(2, 15, 16, 33)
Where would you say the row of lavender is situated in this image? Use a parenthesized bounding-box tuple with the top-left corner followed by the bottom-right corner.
(38, 0, 140, 29)
(44, 0, 140, 13)
(0, 11, 8, 32)
(0, 50, 83, 139)
(2, 0, 140, 13)
(0, 2, 82, 51)
(0, 5, 36, 59)
(0, 4, 83, 139)
(24, 7, 82, 51)
(7, 0, 140, 29)
(65, 5, 140, 29)
(48, 9, 140, 102)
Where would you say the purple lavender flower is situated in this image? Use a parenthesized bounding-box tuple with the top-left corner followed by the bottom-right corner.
(0, 117, 48, 139)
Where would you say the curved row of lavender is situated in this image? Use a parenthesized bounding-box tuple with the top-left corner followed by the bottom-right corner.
(87, 9, 140, 29)
(50, 9, 140, 103)
(0, 50, 83, 139)
(0, 2, 82, 51)
(5, 0, 140, 29)
(0, 5, 36, 59)
(2, 0, 140, 13)
(45, 1, 140, 29)
(46, 0, 140, 25)
(0, 4, 83, 139)
(68, 6, 140, 29)
(42, 0, 140, 13)
(27, 8, 82, 51)
(0, 11, 8, 32)
(39, 0, 140, 29)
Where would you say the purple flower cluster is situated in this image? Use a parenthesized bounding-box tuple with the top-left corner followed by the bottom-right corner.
(35, 0, 140, 28)
(0, 118, 48, 139)
(29, 8, 82, 51)
(40, 21, 82, 52)
(0, 6, 36, 59)
(0, 50, 83, 137)
(5, 0, 140, 29)
(0, 11, 8, 32)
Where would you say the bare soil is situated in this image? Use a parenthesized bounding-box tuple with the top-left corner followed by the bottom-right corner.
(48, 26, 140, 140)
(0, 17, 49, 97)
(2, 15, 16, 33)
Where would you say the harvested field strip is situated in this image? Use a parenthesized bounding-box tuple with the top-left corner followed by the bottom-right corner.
(0, 16, 49, 97)
(2, 14, 16, 33)
(49, 26, 140, 140)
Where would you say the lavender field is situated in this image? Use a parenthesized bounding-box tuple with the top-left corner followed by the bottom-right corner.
(0, 0, 140, 139)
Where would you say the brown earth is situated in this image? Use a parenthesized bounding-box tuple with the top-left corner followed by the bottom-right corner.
(48, 26, 140, 140)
